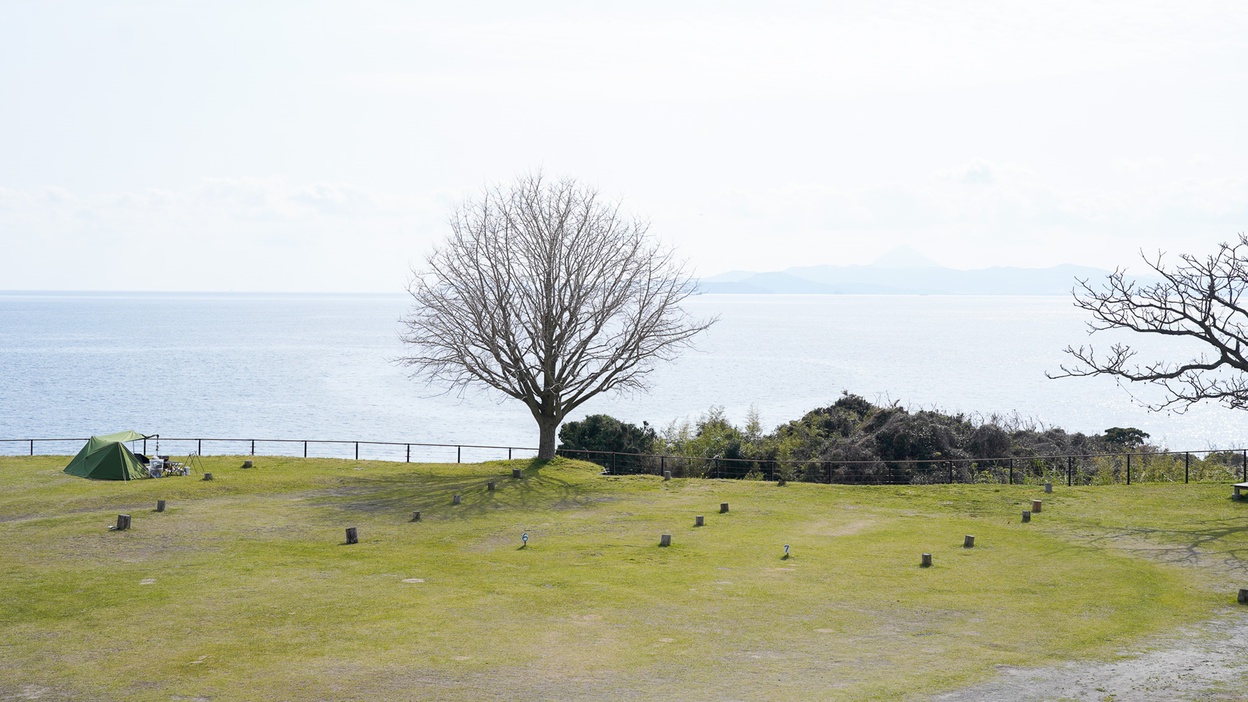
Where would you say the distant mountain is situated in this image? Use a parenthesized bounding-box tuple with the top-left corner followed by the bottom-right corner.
(697, 251, 1110, 296)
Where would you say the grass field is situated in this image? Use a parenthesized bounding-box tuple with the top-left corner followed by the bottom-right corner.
(2, 455, 1245, 701)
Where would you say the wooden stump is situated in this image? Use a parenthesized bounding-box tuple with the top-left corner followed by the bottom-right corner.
(1022, 510, 1031, 523)
(242, 460, 253, 469)
(453, 494, 462, 505)
(921, 553, 932, 567)
(156, 500, 166, 513)
(720, 503, 729, 513)
(1239, 588, 1248, 604)
(695, 515, 704, 527)
(345, 527, 358, 545)
(660, 534, 672, 547)
(512, 468, 522, 479)
(663, 471, 672, 481)
(115, 514, 131, 531)
(202, 472, 213, 481)
(1044, 482, 1052, 494)
(411, 511, 421, 522)
(487, 481, 496, 492)
(1031, 499, 1042, 513)
(963, 535, 975, 548)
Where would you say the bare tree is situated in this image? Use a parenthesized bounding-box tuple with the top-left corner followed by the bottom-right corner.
(399, 174, 715, 460)
(1051, 234, 1248, 411)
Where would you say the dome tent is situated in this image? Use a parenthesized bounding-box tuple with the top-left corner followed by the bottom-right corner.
(63, 431, 151, 481)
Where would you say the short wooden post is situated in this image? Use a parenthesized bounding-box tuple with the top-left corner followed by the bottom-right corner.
(202, 472, 213, 481)
(345, 527, 358, 545)
(1031, 499, 1042, 513)
(963, 535, 975, 548)
(243, 460, 253, 469)
(453, 494, 461, 505)
(1022, 510, 1031, 523)
(411, 511, 421, 522)
(921, 553, 932, 567)
(116, 514, 131, 531)
(720, 503, 729, 513)
(659, 534, 672, 547)
(487, 481, 496, 491)
(663, 470, 671, 481)
(512, 468, 522, 479)
(1044, 482, 1052, 494)
(1239, 588, 1248, 604)
(156, 500, 166, 513)
(695, 515, 704, 527)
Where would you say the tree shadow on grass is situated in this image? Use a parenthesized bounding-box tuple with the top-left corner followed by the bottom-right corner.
(1079, 517, 1248, 574)
(306, 459, 606, 520)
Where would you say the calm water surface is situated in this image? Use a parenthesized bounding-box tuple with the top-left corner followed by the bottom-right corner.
(1, 292, 1243, 457)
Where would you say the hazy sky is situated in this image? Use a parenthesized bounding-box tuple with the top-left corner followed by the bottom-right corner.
(3, 1, 1247, 291)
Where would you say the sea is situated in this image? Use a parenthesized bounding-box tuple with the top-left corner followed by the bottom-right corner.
(1, 292, 1245, 459)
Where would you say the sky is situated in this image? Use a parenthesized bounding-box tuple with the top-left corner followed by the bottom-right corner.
(2, 1, 1247, 292)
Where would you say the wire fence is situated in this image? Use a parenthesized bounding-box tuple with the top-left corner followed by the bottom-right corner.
(556, 447, 1248, 486)
(6, 435, 1247, 486)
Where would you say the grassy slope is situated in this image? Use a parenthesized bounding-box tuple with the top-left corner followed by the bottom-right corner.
(0, 456, 1240, 701)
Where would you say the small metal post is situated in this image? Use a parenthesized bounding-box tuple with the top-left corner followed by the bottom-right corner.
(406, 444, 411, 463)
(1242, 450, 1246, 482)
(1068, 456, 1073, 487)
(355, 442, 359, 461)
(1127, 453, 1131, 485)
(508, 447, 512, 461)
(303, 441, 307, 458)
(250, 439, 255, 456)
(612, 452, 617, 474)
(949, 461, 954, 484)
(29, 439, 33, 456)
(1185, 452, 1190, 484)
(661, 455, 665, 476)
(197, 438, 202, 455)
(143, 438, 147, 454)
(1009, 458, 1014, 485)
(457, 446, 461, 463)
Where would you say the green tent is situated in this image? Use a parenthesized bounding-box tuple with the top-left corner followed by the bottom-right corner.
(63, 431, 151, 481)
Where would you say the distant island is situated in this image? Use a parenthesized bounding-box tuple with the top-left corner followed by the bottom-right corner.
(697, 246, 1109, 296)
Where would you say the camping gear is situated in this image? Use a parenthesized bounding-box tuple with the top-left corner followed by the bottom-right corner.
(63, 431, 151, 481)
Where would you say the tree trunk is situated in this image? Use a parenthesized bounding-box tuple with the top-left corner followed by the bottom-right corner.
(537, 417, 559, 460)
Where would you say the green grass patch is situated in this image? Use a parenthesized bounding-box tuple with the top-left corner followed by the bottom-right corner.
(0, 455, 1241, 700)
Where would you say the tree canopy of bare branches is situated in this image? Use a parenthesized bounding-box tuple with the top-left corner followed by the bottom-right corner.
(1051, 234, 1248, 412)
(399, 174, 715, 459)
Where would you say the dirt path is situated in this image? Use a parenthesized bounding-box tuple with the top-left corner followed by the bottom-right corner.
(935, 610, 1248, 701)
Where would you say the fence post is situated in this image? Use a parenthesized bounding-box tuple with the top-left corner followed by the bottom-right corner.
(1127, 453, 1131, 485)
(1242, 450, 1246, 482)
(355, 442, 359, 461)
(508, 447, 512, 461)
(303, 441, 308, 458)
(612, 452, 617, 474)
(457, 446, 461, 463)
(250, 439, 255, 456)
(1185, 452, 1190, 484)
(29, 439, 33, 456)
(949, 461, 954, 484)
(1009, 458, 1014, 485)
(197, 438, 202, 455)
(1067, 456, 1072, 487)
(406, 444, 411, 463)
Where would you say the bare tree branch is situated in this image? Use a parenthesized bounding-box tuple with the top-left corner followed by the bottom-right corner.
(398, 173, 717, 458)
(1049, 233, 1248, 412)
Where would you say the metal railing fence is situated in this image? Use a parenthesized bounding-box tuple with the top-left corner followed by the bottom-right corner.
(0, 436, 538, 465)
(6, 435, 1248, 486)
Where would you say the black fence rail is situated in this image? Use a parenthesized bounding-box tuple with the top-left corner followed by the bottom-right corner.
(556, 447, 1248, 486)
(0, 436, 539, 465)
